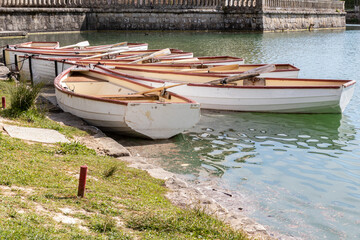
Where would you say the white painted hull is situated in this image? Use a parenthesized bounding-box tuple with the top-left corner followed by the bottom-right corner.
(129, 81, 354, 113)
(56, 88, 200, 139)
(19, 57, 75, 85)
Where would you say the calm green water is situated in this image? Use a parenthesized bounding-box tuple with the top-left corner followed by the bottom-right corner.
(2, 28, 360, 239)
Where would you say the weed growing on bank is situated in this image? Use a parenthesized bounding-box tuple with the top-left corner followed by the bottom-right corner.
(3, 80, 43, 117)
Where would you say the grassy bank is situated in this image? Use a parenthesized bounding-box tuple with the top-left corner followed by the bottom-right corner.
(0, 80, 248, 239)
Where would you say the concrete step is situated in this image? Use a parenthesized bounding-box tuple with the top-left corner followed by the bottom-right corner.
(0, 31, 27, 38)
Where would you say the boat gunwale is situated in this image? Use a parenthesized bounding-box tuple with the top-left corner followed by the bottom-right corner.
(71, 58, 244, 66)
(13, 41, 60, 49)
(83, 63, 300, 74)
(6, 43, 148, 55)
(152, 56, 245, 64)
(54, 67, 198, 105)
(110, 65, 298, 78)
(72, 55, 244, 64)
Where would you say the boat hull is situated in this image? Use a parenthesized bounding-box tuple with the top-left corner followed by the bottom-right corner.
(98, 68, 355, 114)
(172, 84, 355, 113)
(19, 57, 75, 85)
(56, 89, 200, 139)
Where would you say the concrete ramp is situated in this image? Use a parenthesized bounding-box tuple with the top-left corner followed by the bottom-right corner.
(3, 124, 70, 143)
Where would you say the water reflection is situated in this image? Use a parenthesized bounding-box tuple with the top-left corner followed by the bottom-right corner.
(174, 110, 359, 239)
(165, 111, 353, 175)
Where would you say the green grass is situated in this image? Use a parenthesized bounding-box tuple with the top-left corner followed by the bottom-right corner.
(0, 81, 88, 138)
(0, 81, 248, 239)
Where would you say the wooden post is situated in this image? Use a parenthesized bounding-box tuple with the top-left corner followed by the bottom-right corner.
(1, 97, 5, 109)
(2, 48, 6, 65)
(54, 60, 58, 77)
(14, 54, 18, 71)
(77, 165, 88, 198)
(28, 55, 34, 86)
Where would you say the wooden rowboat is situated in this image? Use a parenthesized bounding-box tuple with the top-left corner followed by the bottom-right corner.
(9, 42, 148, 52)
(3, 43, 149, 70)
(55, 67, 200, 139)
(96, 65, 356, 113)
(17, 54, 245, 85)
(89, 63, 299, 78)
(11, 41, 60, 49)
(74, 56, 245, 66)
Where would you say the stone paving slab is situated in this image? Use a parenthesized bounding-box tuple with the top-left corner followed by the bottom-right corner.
(3, 124, 70, 143)
(0, 65, 10, 80)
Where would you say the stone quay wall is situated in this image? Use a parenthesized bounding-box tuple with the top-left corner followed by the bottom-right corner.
(347, 11, 360, 23)
(263, 11, 346, 31)
(0, 0, 346, 32)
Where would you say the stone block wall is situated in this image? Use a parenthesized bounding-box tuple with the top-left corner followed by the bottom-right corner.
(262, 11, 346, 31)
(0, 8, 88, 32)
(0, 7, 346, 33)
(87, 10, 226, 31)
(88, 10, 263, 31)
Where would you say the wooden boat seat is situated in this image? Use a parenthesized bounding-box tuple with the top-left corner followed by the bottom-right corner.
(243, 78, 266, 86)
(64, 74, 108, 83)
(96, 94, 160, 101)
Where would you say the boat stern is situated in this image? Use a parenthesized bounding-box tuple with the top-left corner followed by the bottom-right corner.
(124, 102, 201, 139)
(339, 81, 356, 113)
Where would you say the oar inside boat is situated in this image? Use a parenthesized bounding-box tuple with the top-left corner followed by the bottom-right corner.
(129, 48, 172, 64)
(135, 83, 185, 95)
(58, 41, 90, 49)
(109, 42, 127, 48)
(206, 64, 276, 85)
(80, 47, 130, 60)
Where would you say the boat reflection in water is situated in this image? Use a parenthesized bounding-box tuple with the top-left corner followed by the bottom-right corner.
(167, 111, 352, 175)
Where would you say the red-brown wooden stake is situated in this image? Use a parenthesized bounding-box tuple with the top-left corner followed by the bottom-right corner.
(1, 97, 5, 109)
(77, 165, 88, 198)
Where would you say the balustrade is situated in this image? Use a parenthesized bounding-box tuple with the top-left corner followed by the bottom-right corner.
(0, 0, 228, 8)
(223, 0, 259, 9)
(263, 0, 344, 11)
(0, 0, 344, 13)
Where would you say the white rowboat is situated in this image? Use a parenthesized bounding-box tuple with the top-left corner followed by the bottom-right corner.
(17, 55, 247, 86)
(96, 65, 356, 114)
(55, 67, 201, 139)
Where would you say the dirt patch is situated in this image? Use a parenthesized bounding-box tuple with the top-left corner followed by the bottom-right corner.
(0, 185, 35, 196)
